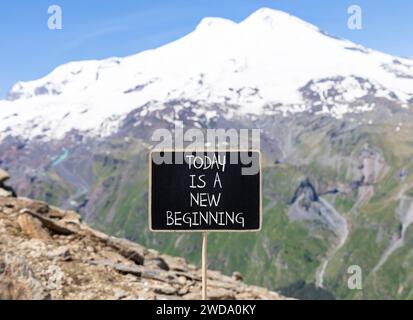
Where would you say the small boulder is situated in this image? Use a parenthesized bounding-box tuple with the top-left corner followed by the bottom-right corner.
(144, 257, 169, 271)
(61, 211, 82, 223)
(48, 206, 67, 219)
(17, 198, 49, 214)
(207, 288, 235, 300)
(151, 283, 178, 295)
(47, 246, 71, 261)
(232, 271, 243, 281)
(113, 289, 128, 300)
(0, 169, 10, 184)
(17, 213, 51, 240)
(0, 188, 12, 198)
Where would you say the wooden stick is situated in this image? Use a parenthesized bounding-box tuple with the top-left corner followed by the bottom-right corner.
(202, 232, 208, 300)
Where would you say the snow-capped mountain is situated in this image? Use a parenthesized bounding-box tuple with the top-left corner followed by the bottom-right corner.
(1, 8, 413, 141)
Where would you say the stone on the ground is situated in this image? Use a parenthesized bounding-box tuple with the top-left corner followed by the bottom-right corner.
(0, 169, 10, 184)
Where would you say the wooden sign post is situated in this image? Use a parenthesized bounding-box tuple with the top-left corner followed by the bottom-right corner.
(202, 232, 208, 300)
(149, 150, 262, 300)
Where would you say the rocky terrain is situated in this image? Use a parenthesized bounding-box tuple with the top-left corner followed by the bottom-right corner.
(0, 170, 285, 300)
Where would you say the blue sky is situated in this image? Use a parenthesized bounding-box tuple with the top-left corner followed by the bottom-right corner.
(1, 0, 412, 98)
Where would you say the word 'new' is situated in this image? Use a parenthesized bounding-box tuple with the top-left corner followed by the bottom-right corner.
(190, 192, 221, 207)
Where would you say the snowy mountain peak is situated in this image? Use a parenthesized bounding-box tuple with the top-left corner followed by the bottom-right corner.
(1, 8, 413, 141)
(241, 7, 319, 31)
(196, 17, 236, 31)
(246, 7, 293, 21)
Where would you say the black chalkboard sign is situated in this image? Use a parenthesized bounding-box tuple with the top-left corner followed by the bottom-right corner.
(149, 150, 261, 232)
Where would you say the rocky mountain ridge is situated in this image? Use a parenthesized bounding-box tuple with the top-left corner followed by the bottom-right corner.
(0, 171, 286, 300)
